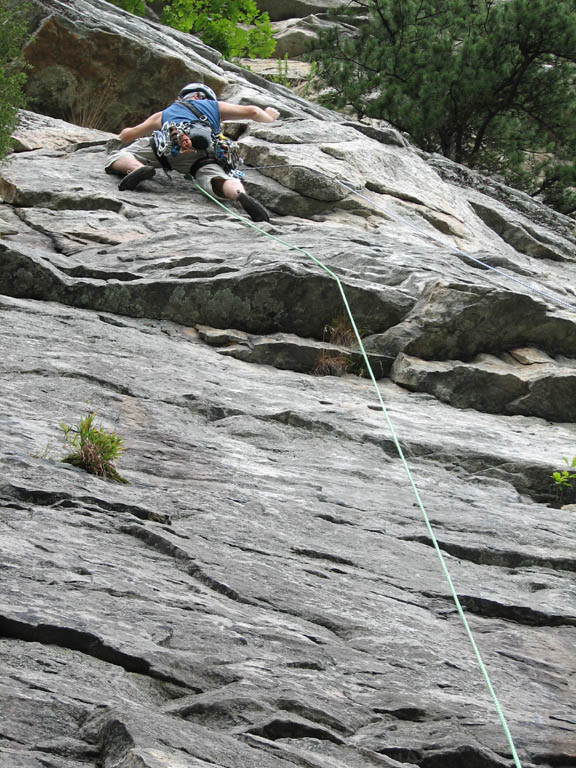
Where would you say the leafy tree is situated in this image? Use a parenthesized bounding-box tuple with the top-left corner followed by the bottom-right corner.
(160, 0, 275, 59)
(309, 0, 576, 213)
(0, 0, 28, 160)
(110, 0, 275, 59)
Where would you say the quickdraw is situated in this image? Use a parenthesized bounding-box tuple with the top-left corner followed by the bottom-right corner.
(213, 133, 244, 178)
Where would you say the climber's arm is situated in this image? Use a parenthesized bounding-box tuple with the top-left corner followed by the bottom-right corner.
(218, 103, 280, 123)
(119, 112, 163, 144)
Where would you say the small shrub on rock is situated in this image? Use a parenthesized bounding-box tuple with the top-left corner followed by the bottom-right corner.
(551, 456, 576, 506)
(60, 412, 128, 484)
(313, 351, 350, 377)
(313, 317, 361, 377)
(323, 316, 357, 348)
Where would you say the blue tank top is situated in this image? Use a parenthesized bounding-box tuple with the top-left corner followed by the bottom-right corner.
(162, 99, 220, 134)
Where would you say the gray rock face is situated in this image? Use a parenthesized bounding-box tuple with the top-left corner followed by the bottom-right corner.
(270, 14, 345, 59)
(254, 0, 358, 22)
(1, 292, 575, 768)
(23, 0, 227, 131)
(392, 350, 576, 421)
(1, 3, 575, 768)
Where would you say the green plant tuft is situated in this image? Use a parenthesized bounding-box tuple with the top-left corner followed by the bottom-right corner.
(551, 456, 576, 506)
(267, 54, 291, 88)
(60, 412, 129, 484)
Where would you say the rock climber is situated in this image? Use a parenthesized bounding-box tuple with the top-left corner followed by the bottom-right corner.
(105, 82, 280, 222)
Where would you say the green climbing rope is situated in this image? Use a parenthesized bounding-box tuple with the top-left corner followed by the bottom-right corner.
(185, 174, 524, 768)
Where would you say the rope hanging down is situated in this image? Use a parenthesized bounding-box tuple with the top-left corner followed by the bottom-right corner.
(243, 164, 576, 315)
(185, 174, 524, 768)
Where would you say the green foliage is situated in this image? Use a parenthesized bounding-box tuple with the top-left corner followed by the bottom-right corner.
(108, 0, 276, 57)
(0, 0, 29, 160)
(552, 456, 576, 488)
(108, 0, 146, 15)
(551, 456, 576, 507)
(267, 54, 291, 87)
(301, 61, 319, 98)
(60, 412, 129, 484)
(160, 0, 275, 59)
(31, 442, 54, 460)
(310, 0, 576, 213)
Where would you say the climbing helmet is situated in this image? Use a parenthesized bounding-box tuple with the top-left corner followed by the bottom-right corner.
(179, 82, 217, 101)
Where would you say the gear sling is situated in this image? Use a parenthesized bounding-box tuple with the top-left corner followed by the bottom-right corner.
(150, 99, 242, 177)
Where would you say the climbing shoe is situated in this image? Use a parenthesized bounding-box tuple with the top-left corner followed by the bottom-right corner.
(237, 192, 270, 222)
(118, 166, 156, 191)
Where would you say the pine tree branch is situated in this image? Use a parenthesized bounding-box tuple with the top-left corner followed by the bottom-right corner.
(371, 0, 397, 44)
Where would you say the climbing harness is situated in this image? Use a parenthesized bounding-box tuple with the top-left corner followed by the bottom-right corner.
(150, 99, 244, 179)
(177, 99, 244, 178)
(186, 172, 525, 768)
(150, 121, 209, 169)
(242, 164, 576, 314)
